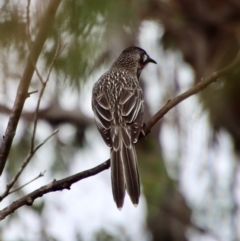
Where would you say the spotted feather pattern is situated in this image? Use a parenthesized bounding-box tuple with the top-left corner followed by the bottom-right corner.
(92, 46, 156, 209)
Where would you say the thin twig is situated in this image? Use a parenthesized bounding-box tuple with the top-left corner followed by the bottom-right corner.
(27, 90, 38, 97)
(26, 17, 64, 158)
(0, 130, 58, 201)
(45, 34, 66, 83)
(33, 129, 59, 153)
(30, 84, 46, 152)
(26, 0, 44, 151)
(30, 36, 63, 153)
(143, 51, 240, 135)
(9, 171, 46, 194)
(26, 0, 44, 86)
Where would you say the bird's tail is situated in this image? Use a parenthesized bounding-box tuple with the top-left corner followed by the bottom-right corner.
(110, 126, 140, 209)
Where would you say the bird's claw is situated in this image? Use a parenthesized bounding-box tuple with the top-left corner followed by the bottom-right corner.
(140, 123, 146, 138)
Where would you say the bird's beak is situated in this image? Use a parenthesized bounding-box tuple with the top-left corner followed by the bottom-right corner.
(147, 57, 157, 64)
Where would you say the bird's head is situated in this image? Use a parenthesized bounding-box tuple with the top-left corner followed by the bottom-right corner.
(111, 46, 157, 78)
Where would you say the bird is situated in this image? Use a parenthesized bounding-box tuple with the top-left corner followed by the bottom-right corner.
(92, 46, 156, 209)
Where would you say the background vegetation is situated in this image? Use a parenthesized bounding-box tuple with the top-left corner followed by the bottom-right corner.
(0, 0, 240, 240)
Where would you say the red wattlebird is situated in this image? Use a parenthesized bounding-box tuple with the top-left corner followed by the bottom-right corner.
(92, 46, 156, 209)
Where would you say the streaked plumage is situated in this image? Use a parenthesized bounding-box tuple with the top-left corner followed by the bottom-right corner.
(92, 46, 156, 209)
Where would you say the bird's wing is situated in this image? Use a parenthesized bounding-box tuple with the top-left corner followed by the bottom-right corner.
(119, 87, 144, 143)
(92, 92, 113, 147)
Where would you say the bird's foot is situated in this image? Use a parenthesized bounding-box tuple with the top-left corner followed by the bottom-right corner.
(139, 123, 147, 138)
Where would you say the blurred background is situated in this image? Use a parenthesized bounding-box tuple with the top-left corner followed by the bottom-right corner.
(0, 0, 240, 240)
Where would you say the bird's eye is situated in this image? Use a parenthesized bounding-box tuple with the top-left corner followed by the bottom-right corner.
(143, 54, 148, 63)
(140, 54, 148, 66)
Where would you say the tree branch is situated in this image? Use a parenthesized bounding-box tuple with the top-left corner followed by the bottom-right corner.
(143, 51, 240, 135)
(0, 0, 62, 175)
(0, 50, 239, 221)
(0, 160, 110, 220)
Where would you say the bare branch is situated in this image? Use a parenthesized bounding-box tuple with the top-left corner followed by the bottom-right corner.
(27, 90, 38, 97)
(0, 103, 94, 128)
(0, 130, 59, 201)
(0, 160, 110, 220)
(0, 0, 62, 175)
(143, 51, 240, 135)
(9, 171, 46, 194)
(46, 35, 63, 82)
(30, 35, 65, 152)
(30, 79, 48, 152)
(33, 129, 59, 153)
